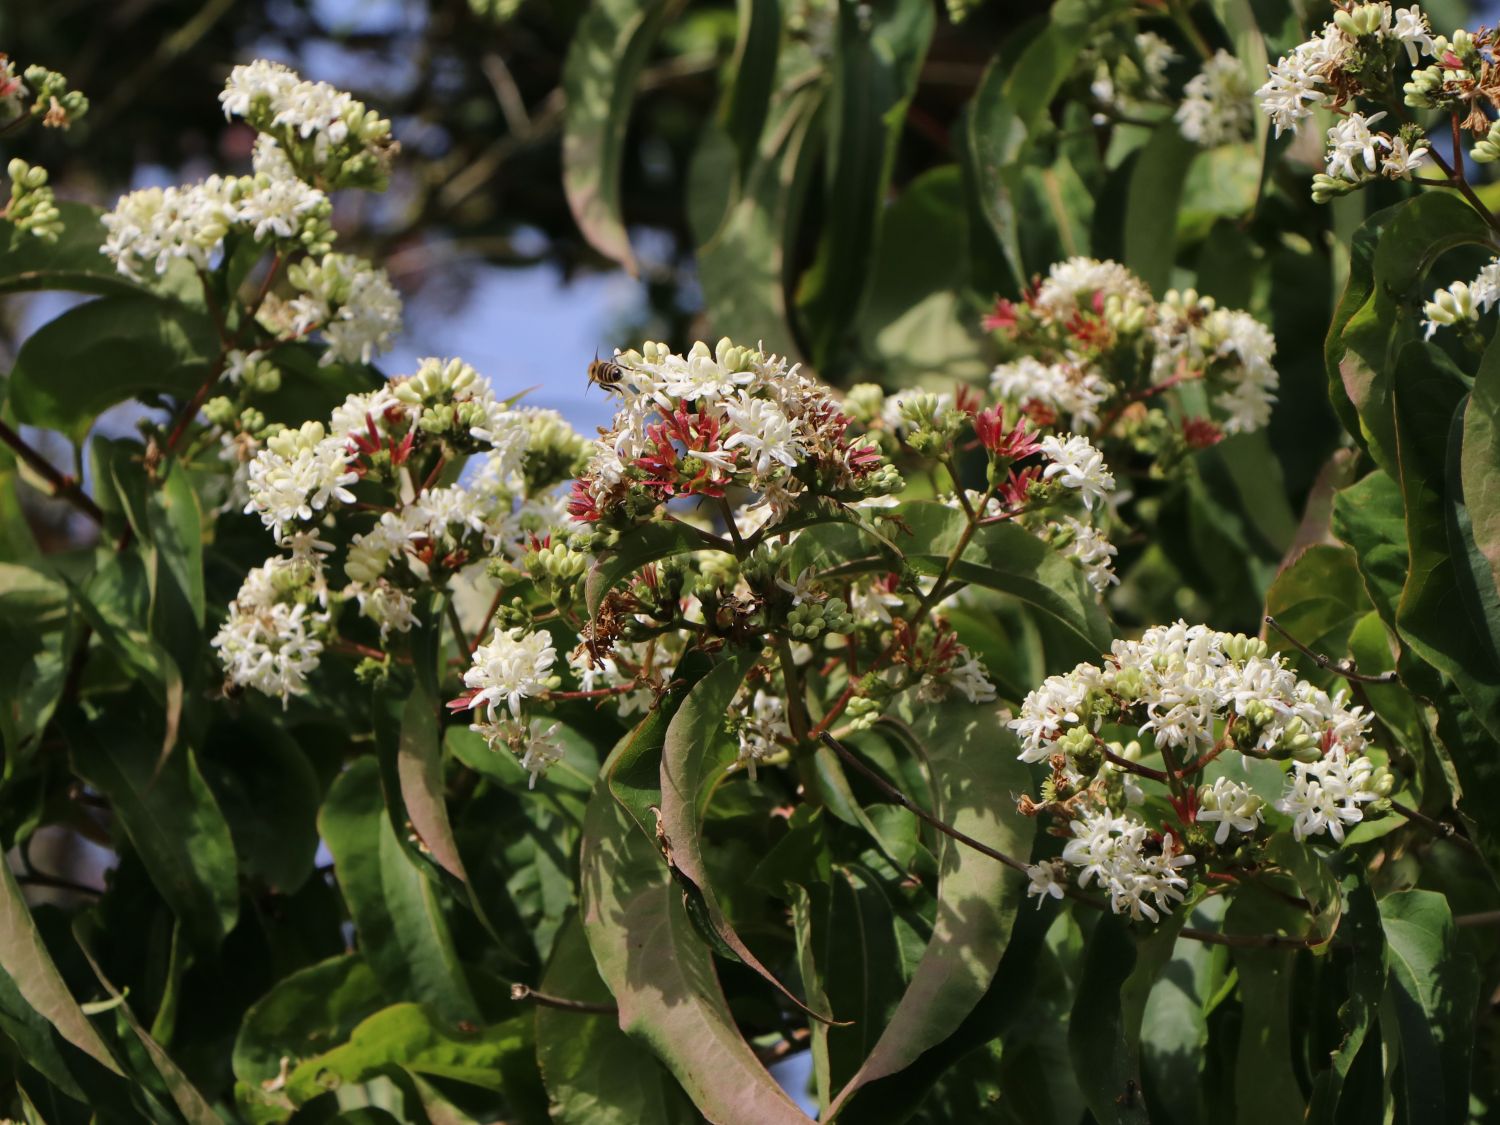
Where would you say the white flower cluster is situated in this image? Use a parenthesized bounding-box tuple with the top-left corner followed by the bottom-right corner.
(1089, 32, 1177, 122)
(277, 252, 403, 366)
(991, 357, 1110, 433)
(1010, 621, 1392, 920)
(571, 338, 898, 529)
(1256, 4, 1436, 196)
(1051, 811, 1195, 922)
(734, 688, 791, 780)
(220, 60, 395, 188)
(1038, 434, 1115, 510)
(212, 556, 329, 703)
(455, 628, 565, 786)
(1151, 290, 1279, 434)
(1175, 50, 1254, 147)
(1050, 515, 1120, 595)
(988, 257, 1279, 440)
(1257, 4, 1432, 138)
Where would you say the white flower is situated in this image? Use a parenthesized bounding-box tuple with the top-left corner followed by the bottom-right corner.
(1061, 810, 1195, 922)
(1039, 433, 1115, 509)
(1176, 51, 1254, 147)
(735, 689, 790, 780)
(1392, 6, 1433, 64)
(1472, 261, 1500, 314)
(1325, 112, 1389, 182)
(721, 394, 802, 476)
(285, 253, 402, 366)
(1256, 28, 1342, 138)
(1034, 257, 1152, 320)
(237, 169, 326, 242)
(351, 579, 418, 640)
(1380, 134, 1429, 178)
(1275, 746, 1384, 842)
(1055, 516, 1118, 594)
(1025, 859, 1069, 908)
(1196, 777, 1265, 844)
(244, 422, 358, 543)
(1422, 280, 1480, 339)
(462, 627, 556, 721)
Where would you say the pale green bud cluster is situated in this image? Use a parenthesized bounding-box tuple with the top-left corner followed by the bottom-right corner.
(712, 335, 763, 373)
(267, 420, 330, 459)
(1333, 3, 1389, 38)
(896, 394, 965, 457)
(852, 453, 904, 497)
(395, 357, 482, 406)
(22, 65, 87, 129)
(1311, 173, 1359, 204)
(843, 383, 886, 426)
(785, 598, 854, 639)
(1474, 121, 1500, 163)
(4, 159, 60, 242)
(1422, 282, 1480, 332)
(522, 411, 591, 492)
(526, 542, 588, 599)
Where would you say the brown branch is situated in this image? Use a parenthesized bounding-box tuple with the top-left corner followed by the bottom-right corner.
(1390, 799, 1479, 854)
(509, 983, 616, 1015)
(820, 732, 1028, 874)
(1263, 615, 1397, 684)
(0, 419, 104, 523)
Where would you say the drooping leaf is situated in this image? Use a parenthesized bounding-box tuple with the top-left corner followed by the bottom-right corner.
(658, 650, 834, 1020)
(1263, 544, 1369, 688)
(0, 203, 142, 297)
(1123, 124, 1196, 295)
(8, 294, 216, 442)
(1305, 874, 1386, 1124)
(1463, 327, 1500, 604)
(828, 704, 1034, 1115)
(1224, 891, 1307, 1125)
(1379, 889, 1480, 1124)
(0, 862, 121, 1076)
(72, 924, 224, 1125)
(579, 709, 809, 1124)
(65, 713, 239, 951)
(1066, 914, 1150, 1125)
(798, 0, 934, 371)
(232, 953, 387, 1092)
(534, 913, 697, 1124)
(280, 1003, 544, 1116)
(561, 0, 677, 274)
(319, 757, 479, 1025)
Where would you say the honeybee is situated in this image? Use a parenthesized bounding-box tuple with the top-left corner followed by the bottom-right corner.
(587, 351, 623, 391)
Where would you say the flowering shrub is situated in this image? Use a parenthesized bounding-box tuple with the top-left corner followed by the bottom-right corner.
(3, 2, 1500, 1122)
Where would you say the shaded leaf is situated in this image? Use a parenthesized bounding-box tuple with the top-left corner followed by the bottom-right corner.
(8, 294, 215, 442)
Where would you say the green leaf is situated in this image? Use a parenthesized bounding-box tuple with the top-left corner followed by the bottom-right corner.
(281, 1003, 542, 1111)
(66, 713, 239, 951)
(1066, 914, 1150, 1125)
(1391, 343, 1500, 746)
(1306, 875, 1386, 1124)
(718, 0, 782, 187)
(1123, 124, 1196, 295)
(1224, 890, 1307, 1125)
(852, 166, 988, 384)
(580, 710, 809, 1123)
(1338, 196, 1492, 475)
(1325, 208, 1392, 454)
(561, 0, 676, 273)
(197, 711, 321, 893)
(966, 0, 1130, 285)
(1263, 544, 1369, 687)
(658, 650, 832, 1019)
(0, 562, 69, 759)
(71, 924, 223, 1125)
(534, 913, 697, 1124)
(233, 954, 387, 1092)
(1139, 898, 1230, 1125)
(0, 862, 121, 1076)
(0, 203, 142, 297)
(1465, 327, 1500, 607)
(1380, 889, 1479, 1123)
(695, 69, 821, 359)
(798, 0, 934, 371)
(8, 294, 216, 442)
(319, 757, 479, 1025)
(828, 704, 1034, 1115)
